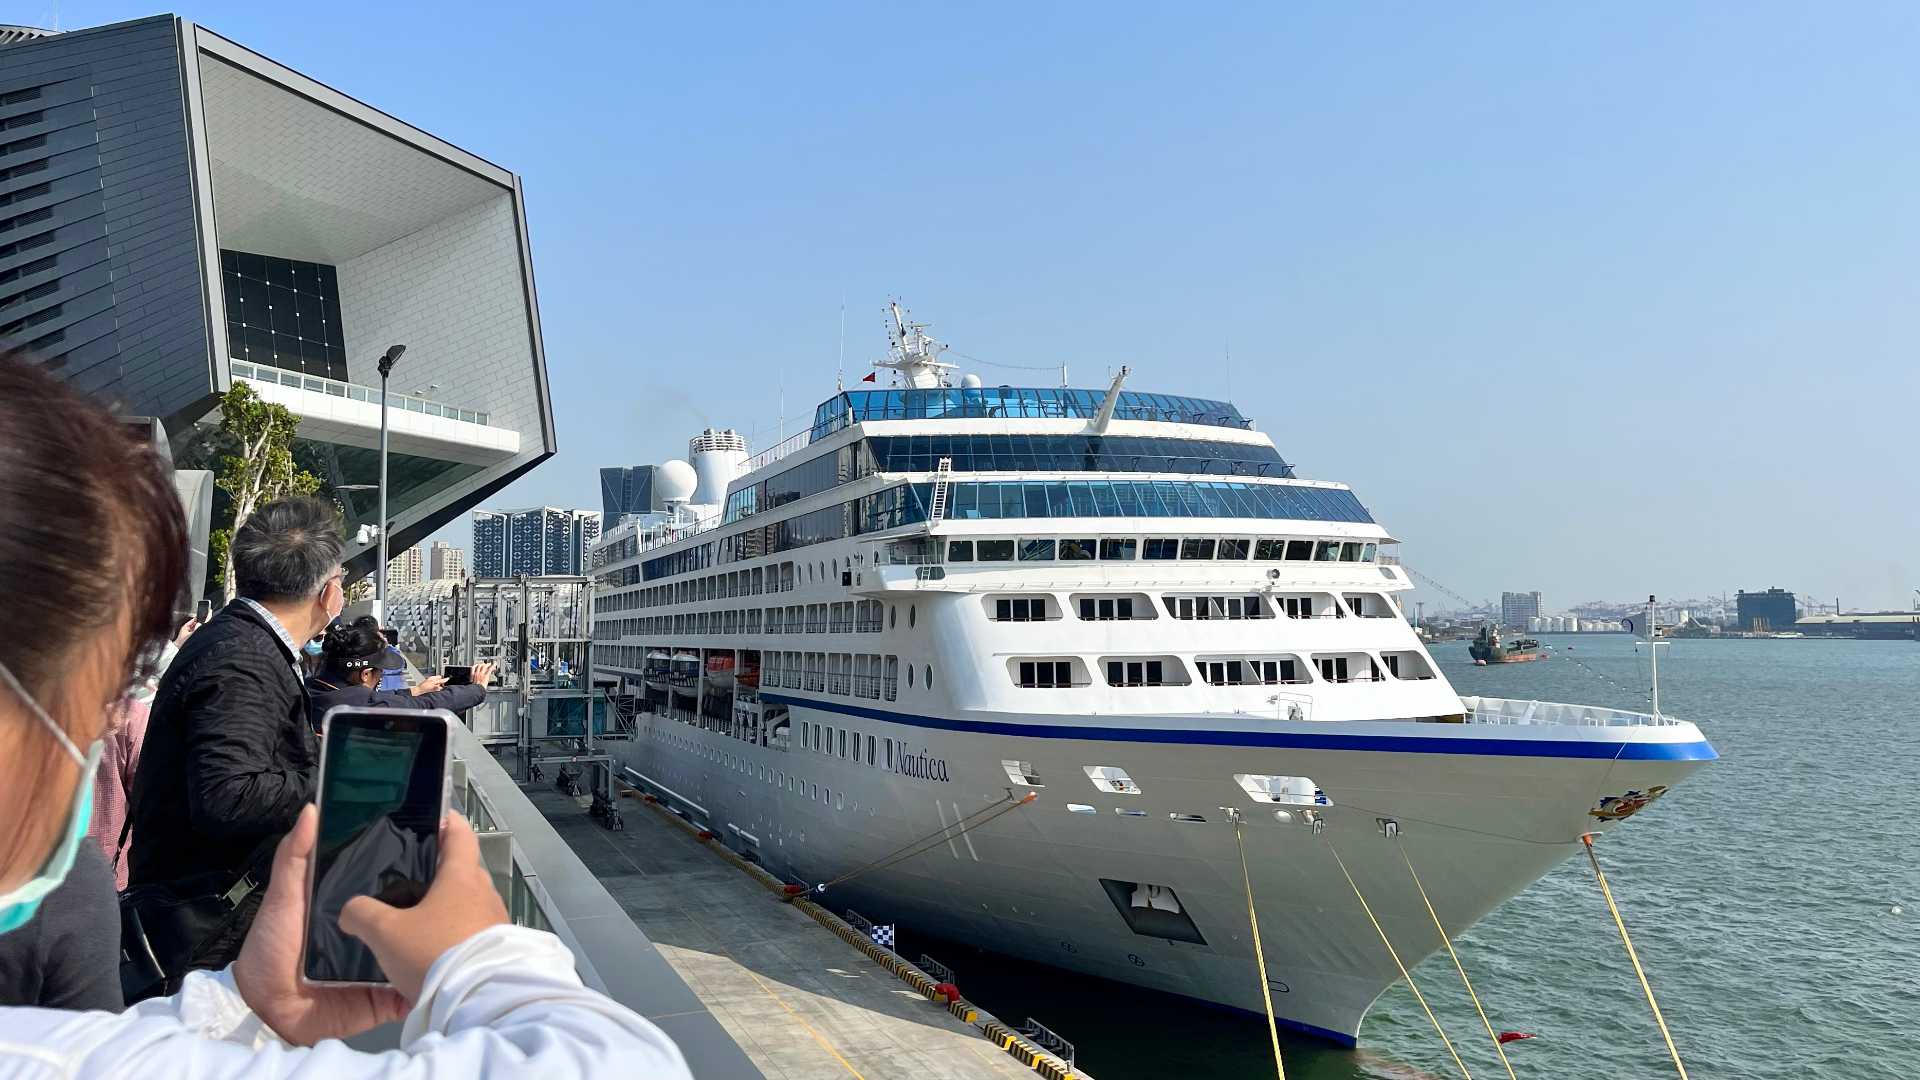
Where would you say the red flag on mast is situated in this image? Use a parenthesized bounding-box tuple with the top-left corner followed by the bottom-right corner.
(860, 371, 877, 383)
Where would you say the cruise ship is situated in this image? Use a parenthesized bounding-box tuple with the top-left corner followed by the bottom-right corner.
(588, 304, 1716, 1045)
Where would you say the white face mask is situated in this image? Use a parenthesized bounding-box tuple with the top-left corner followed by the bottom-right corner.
(0, 659, 102, 935)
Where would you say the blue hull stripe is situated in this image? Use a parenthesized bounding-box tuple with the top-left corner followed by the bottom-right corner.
(758, 693, 1719, 761)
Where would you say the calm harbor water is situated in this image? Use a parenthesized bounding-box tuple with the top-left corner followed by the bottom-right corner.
(900, 635, 1920, 1079)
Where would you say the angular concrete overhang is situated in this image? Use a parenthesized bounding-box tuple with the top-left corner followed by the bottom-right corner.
(180, 19, 556, 574)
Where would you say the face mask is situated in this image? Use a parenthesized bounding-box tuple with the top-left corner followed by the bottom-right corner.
(0, 659, 103, 935)
(304, 640, 324, 657)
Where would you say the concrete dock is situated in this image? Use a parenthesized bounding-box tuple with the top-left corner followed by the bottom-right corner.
(528, 784, 1047, 1080)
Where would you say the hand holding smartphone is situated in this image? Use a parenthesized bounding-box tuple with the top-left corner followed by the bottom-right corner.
(303, 706, 453, 986)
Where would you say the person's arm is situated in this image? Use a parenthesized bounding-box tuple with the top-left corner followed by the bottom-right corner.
(30, 847, 124, 1012)
(182, 660, 311, 840)
(377, 682, 487, 714)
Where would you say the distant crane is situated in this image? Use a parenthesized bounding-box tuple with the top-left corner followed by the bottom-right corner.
(1405, 567, 1493, 617)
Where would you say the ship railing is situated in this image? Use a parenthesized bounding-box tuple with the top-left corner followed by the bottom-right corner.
(743, 428, 814, 473)
(828, 673, 851, 694)
(850, 674, 882, 698)
(1458, 695, 1685, 728)
(855, 616, 884, 632)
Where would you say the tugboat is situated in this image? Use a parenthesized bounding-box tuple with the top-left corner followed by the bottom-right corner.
(1469, 623, 1545, 664)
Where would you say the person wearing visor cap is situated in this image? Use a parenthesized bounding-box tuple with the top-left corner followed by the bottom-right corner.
(305, 616, 493, 732)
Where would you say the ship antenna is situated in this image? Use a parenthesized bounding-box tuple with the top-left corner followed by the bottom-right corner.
(1641, 593, 1666, 720)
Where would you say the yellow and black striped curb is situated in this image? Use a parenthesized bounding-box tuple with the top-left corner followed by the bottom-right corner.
(620, 782, 1082, 1079)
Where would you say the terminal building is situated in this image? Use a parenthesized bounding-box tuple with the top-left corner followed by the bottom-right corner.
(0, 16, 555, 579)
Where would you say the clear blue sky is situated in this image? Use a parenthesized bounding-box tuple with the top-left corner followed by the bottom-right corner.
(61, 2, 1920, 611)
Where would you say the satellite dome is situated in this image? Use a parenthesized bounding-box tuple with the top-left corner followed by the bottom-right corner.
(960, 373, 983, 389)
(656, 459, 697, 503)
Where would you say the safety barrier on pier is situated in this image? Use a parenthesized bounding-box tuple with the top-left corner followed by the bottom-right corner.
(616, 773, 1089, 1079)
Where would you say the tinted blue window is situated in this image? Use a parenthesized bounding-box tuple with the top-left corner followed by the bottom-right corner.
(922, 480, 1370, 524)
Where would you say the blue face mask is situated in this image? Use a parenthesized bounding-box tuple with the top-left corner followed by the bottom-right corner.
(0, 659, 103, 935)
(303, 640, 324, 657)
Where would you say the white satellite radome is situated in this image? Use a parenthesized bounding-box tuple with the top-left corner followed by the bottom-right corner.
(960, 372, 983, 389)
(655, 459, 697, 504)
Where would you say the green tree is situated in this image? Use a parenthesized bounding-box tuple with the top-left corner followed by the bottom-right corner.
(210, 382, 320, 602)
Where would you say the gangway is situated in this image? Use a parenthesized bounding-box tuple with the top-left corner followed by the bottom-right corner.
(439, 575, 625, 831)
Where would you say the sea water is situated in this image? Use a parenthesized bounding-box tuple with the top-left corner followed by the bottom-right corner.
(905, 635, 1920, 1079)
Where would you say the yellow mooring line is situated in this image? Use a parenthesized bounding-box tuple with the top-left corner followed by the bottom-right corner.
(1582, 834, 1690, 1079)
(1327, 838, 1474, 1079)
(1396, 842, 1519, 1080)
(1228, 810, 1287, 1080)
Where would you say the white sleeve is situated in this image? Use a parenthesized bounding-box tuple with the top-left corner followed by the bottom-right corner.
(0, 925, 692, 1080)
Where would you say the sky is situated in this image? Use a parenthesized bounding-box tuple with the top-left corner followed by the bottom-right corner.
(55, 2, 1920, 611)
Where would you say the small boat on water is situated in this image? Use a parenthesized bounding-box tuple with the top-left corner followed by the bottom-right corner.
(1469, 623, 1545, 664)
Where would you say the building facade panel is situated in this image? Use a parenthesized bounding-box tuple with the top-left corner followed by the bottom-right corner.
(0, 17, 215, 427)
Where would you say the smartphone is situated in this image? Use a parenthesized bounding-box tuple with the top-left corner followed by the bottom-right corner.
(303, 706, 453, 986)
(195, 598, 212, 623)
(442, 665, 472, 685)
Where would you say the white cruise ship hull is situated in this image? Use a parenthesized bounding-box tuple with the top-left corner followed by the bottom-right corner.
(614, 696, 1711, 1044)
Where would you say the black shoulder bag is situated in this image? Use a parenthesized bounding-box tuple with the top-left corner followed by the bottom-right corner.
(116, 824, 279, 1003)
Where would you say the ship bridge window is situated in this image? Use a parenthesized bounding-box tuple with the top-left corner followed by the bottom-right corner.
(990, 596, 1055, 622)
(1254, 538, 1287, 560)
(1163, 595, 1269, 620)
(1380, 651, 1436, 680)
(1314, 541, 1341, 562)
(1012, 659, 1080, 688)
(1344, 593, 1395, 618)
(1058, 538, 1096, 560)
(1073, 594, 1153, 621)
(1199, 656, 1306, 686)
(1143, 538, 1179, 560)
(1020, 539, 1056, 561)
(1217, 538, 1250, 560)
(1102, 657, 1189, 687)
(1179, 538, 1215, 560)
(1313, 654, 1383, 683)
(976, 539, 1014, 562)
(1099, 538, 1137, 560)
(1284, 540, 1312, 561)
(948, 540, 973, 561)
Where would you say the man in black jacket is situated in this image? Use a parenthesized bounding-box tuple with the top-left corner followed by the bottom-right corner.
(305, 615, 495, 729)
(127, 496, 346, 970)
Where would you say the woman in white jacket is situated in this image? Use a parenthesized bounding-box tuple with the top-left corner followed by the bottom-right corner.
(0, 354, 692, 1079)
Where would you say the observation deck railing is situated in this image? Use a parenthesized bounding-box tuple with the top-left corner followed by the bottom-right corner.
(1458, 695, 1686, 728)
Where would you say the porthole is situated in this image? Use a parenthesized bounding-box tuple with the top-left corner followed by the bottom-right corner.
(907, 665, 915, 688)
(925, 665, 933, 690)
(889, 605, 897, 629)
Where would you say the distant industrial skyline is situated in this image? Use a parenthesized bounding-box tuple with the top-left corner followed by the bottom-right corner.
(93, 0, 1913, 608)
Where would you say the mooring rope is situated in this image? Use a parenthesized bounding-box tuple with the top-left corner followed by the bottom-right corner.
(1397, 843, 1518, 1080)
(1228, 810, 1288, 1080)
(1327, 838, 1474, 1079)
(815, 791, 1036, 892)
(1582, 834, 1690, 1079)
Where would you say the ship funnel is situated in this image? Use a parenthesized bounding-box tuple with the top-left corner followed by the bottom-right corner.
(689, 428, 748, 508)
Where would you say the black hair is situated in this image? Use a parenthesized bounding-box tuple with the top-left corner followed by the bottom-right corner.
(231, 495, 344, 603)
(0, 352, 188, 872)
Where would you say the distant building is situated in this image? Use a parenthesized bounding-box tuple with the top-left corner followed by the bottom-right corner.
(476, 507, 600, 576)
(1501, 591, 1542, 630)
(1736, 587, 1797, 633)
(600, 466, 663, 525)
(573, 512, 602, 574)
(473, 512, 508, 578)
(387, 546, 423, 588)
(429, 541, 466, 580)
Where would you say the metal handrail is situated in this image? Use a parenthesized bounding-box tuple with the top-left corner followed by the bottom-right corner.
(1458, 695, 1685, 728)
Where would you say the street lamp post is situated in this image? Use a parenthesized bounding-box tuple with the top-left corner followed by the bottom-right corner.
(373, 344, 406, 622)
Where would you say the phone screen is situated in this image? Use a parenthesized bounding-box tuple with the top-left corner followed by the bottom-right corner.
(443, 665, 472, 686)
(304, 709, 449, 984)
(195, 598, 212, 623)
